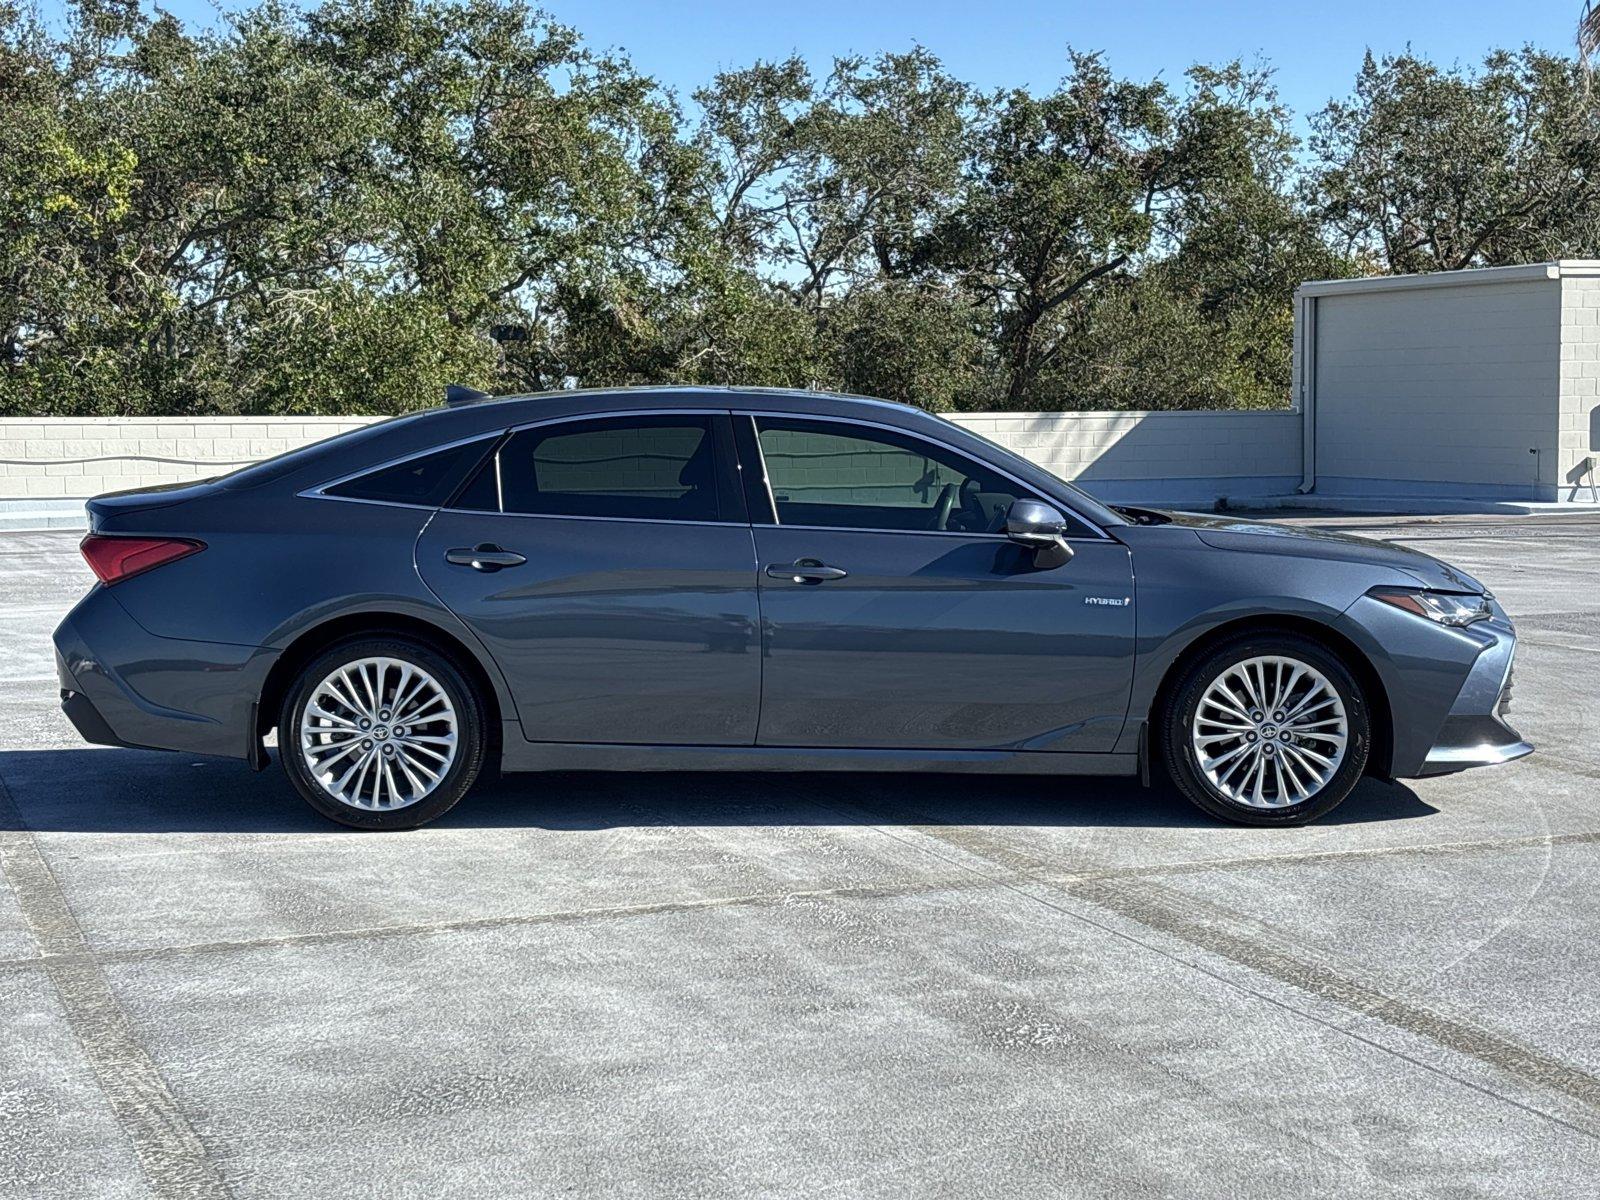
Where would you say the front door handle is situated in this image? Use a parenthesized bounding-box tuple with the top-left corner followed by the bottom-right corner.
(446, 544, 526, 572)
(766, 559, 848, 584)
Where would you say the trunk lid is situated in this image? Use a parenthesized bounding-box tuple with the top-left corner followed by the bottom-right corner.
(84, 478, 220, 531)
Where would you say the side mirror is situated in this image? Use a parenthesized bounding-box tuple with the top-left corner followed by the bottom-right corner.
(1004, 499, 1074, 569)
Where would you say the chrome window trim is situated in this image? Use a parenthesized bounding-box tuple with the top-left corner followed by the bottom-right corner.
(430, 511, 755, 531)
(500, 406, 728, 435)
(298, 405, 1113, 541)
(740, 410, 1114, 543)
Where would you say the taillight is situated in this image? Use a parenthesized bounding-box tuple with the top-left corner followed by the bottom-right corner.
(79, 535, 205, 585)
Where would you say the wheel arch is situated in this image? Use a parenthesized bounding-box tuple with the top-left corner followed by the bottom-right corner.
(1149, 614, 1394, 779)
(256, 611, 507, 756)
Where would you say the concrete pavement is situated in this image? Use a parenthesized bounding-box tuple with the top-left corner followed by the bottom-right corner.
(1, 520, 1598, 1197)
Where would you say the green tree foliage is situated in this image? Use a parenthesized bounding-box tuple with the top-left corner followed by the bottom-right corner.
(1, 2, 1597, 417)
(1311, 49, 1600, 273)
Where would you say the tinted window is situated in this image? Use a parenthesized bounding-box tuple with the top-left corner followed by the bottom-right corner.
(755, 417, 1067, 535)
(323, 439, 492, 506)
(493, 416, 727, 522)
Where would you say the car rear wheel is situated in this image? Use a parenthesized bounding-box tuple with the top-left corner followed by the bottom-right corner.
(1162, 633, 1370, 826)
(280, 638, 486, 830)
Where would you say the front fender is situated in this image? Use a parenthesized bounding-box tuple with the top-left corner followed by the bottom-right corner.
(1115, 527, 1423, 758)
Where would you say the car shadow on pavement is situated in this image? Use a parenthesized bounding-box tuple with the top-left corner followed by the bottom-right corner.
(0, 747, 1439, 833)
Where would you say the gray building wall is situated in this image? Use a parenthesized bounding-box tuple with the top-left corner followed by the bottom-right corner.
(1301, 265, 1563, 499)
(952, 411, 1300, 505)
(1299, 260, 1600, 502)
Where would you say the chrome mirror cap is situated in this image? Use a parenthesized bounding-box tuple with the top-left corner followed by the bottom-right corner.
(1004, 499, 1074, 568)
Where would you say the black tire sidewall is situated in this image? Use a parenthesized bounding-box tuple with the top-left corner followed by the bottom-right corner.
(1163, 633, 1370, 827)
(279, 637, 485, 830)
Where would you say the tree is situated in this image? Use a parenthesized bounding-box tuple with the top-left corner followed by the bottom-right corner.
(934, 56, 1301, 407)
(694, 48, 973, 304)
(1310, 48, 1600, 274)
(9, 3, 1596, 421)
(821, 282, 995, 411)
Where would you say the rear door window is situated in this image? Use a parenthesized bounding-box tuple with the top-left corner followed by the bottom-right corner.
(469, 415, 738, 523)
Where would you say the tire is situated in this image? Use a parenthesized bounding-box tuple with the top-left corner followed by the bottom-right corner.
(1162, 632, 1370, 827)
(279, 637, 486, 830)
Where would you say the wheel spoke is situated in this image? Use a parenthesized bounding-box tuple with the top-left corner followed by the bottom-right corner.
(306, 705, 359, 729)
(1231, 666, 1263, 711)
(307, 739, 362, 769)
(1273, 666, 1302, 717)
(1281, 689, 1332, 726)
(1201, 740, 1255, 774)
(1279, 749, 1310, 802)
(1282, 743, 1330, 788)
(401, 749, 442, 781)
(1203, 692, 1255, 724)
(336, 669, 370, 720)
(403, 697, 448, 722)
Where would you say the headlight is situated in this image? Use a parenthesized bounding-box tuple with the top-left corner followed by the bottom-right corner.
(1371, 588, 1492, 627)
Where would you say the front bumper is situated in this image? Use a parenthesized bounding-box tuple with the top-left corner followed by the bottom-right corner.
(1418, 715, 1533, 775)
(1416, 608, 1531, 776)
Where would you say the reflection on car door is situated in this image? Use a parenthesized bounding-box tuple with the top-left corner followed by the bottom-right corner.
(416, 413, 763, 746)
(741, 415, 1136, 753)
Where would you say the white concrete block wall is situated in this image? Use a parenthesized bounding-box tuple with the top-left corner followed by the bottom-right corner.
(0, 417, 374, 501)
(0, 409, 1301, 509)
(1558, 269, 1600, 499)
(946, 411, 1301, 504)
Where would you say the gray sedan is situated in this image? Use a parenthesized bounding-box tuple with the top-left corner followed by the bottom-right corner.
(53, 387, 1530, 829)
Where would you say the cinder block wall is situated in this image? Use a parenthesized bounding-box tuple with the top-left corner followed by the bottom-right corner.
(0, 417, 373, 501)
(950, 411, 1302, 503)
(1559, 270, 1600, 498)
(0, 409, 1302, 508)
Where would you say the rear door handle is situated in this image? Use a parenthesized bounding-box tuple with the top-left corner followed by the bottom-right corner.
(446, 544, 526, 572)
(766, 559, 848, 584)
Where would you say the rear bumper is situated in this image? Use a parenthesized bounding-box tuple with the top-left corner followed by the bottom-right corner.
(59, 677, 142, 750)
(53, 586, 276, 761)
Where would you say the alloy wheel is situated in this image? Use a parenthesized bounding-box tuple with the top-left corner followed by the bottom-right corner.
(1190, 654, 1348, 809)
(298, 656, 459, 811)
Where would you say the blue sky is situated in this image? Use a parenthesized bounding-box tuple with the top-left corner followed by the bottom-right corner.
(39, 0, 1577, 124)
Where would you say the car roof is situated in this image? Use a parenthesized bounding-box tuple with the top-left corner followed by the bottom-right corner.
(441, 384, 927, 419)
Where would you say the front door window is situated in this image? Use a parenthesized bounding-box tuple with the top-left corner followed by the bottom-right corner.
(753, 417, 1067, 535)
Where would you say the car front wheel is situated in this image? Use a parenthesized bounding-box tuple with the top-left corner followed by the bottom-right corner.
(1163, 633, 1370, 826)
(280, 638, 486, 830)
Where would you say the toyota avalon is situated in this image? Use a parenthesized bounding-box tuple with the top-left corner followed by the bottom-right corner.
(53, 387, 1531, 829)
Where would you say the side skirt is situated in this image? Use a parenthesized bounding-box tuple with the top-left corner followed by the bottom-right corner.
(501, 741, 1138, 776)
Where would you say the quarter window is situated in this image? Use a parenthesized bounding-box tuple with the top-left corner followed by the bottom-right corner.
(481, 415, 731, 522)
(323, 439, 493, 506)
(754, 417, 1065, 535)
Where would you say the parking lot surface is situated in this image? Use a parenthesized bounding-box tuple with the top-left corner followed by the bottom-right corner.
(2, 516, 1599, 1198)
